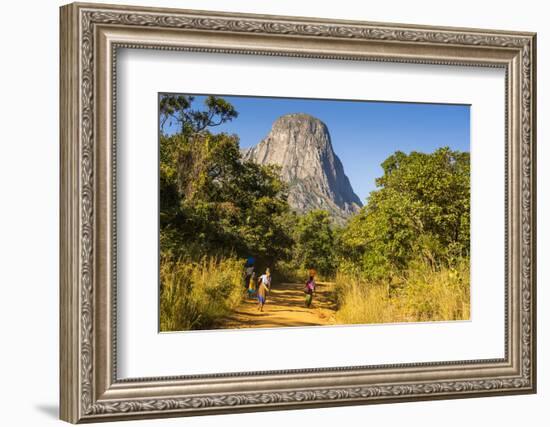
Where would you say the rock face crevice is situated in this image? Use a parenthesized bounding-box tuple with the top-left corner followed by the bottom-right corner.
(243, 113, 362, 223)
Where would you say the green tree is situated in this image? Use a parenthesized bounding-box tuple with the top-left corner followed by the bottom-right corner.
(294, 210, 337, 277)
(160, 94, 238, 134)
(159, 96, 294, 265)
(339, 147, 470, 279)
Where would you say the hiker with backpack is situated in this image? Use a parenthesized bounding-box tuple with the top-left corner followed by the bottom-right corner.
(304, 275, 316, 308)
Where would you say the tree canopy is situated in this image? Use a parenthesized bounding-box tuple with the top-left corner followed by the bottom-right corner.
(159, 95, 292, 265)
(160, 94, 238, 135)
(294, 210, 337, 277)
(338, 147, 470, 280)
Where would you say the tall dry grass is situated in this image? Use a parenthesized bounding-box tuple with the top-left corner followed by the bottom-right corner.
(159, 256, 244, 331)
(333, 260, 470, 325)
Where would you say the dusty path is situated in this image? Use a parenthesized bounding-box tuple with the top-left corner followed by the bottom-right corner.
(219, 282, 337, 329)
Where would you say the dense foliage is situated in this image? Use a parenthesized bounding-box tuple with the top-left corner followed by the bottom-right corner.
(338, 148, 470, 280)
(293, 210, 337, 277)
(159, 95, 293, 265)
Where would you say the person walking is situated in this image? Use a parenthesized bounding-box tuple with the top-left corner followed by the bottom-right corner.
(304, 275, 316, 308)
(257, 268, 272, 312)
(247, 272, 257, 299)
(244, 264, 255, 291)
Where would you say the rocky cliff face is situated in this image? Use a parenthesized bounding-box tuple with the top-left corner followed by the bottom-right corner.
(243, 113, 362, 223)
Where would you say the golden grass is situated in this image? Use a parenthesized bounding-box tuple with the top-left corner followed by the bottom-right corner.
(333, 260, 470, 325)
(159, 256, 244, 331)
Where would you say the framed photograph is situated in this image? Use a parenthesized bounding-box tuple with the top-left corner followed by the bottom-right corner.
(60, 2, 537, 423)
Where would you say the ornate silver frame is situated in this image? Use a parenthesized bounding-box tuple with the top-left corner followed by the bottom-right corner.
(60, 2, 537, 423)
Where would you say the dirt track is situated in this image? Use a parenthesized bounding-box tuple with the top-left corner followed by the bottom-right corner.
(219, 282, 337, 329)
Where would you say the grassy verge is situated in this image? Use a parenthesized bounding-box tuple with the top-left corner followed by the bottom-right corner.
(159, 256, 245, 331)
(332, 260, 470, 325)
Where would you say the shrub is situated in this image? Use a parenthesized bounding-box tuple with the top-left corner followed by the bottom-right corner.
(403, 258, 470, 321)
(159, 256, 245, 331)
(333, 260, 470, 325)
(332, 274, 397, 324)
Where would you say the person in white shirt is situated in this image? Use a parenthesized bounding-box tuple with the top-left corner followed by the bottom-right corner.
(256, 268, 272, 311)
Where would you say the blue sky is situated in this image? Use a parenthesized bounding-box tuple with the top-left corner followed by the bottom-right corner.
(162, 94, 470, 203)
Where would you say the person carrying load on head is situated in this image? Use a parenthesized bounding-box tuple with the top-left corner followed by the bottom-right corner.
(247, 272, 257, 299)
(244, 258, 255, 291)
(304, 275, 316, 308)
